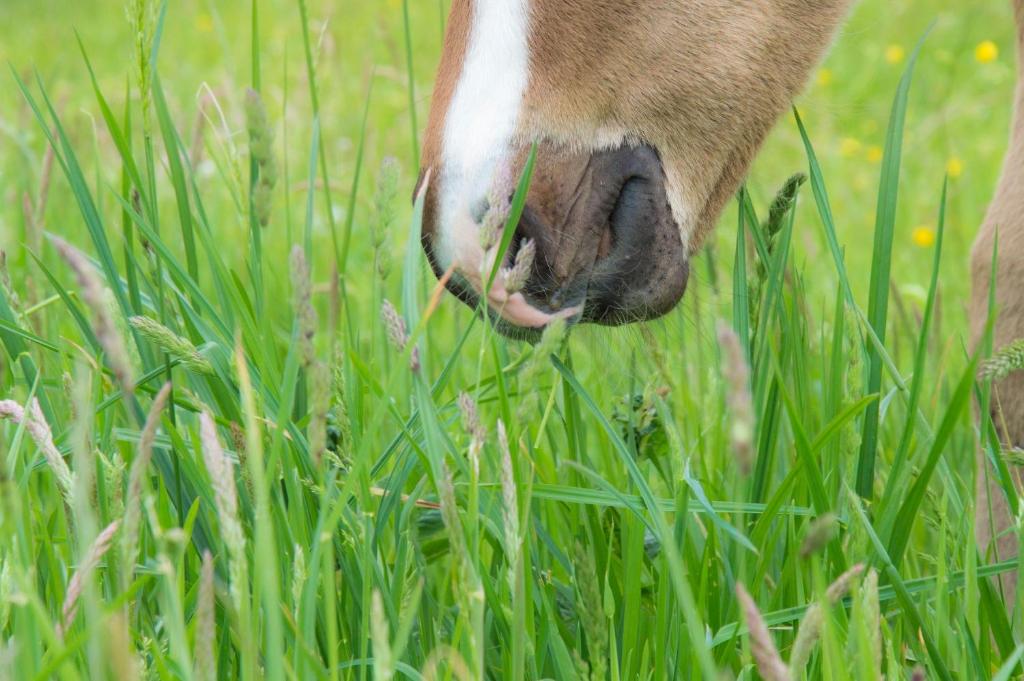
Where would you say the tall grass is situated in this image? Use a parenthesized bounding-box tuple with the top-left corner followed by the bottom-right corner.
(0, 2, 1019, 680)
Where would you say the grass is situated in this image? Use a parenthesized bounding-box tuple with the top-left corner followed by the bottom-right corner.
(0, 0, 1021, 679)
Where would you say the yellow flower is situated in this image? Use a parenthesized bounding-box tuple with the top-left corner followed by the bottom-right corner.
(975, 40, 999, 64)
(840, 138, 863, 158)
(866, 146, 884, 164)
(885, 45, 906, 65)
(912, 226, 936, 248)
(195, 13, 214, 33)
(817, 68, 834, 87)
(946, 157, 963, 178)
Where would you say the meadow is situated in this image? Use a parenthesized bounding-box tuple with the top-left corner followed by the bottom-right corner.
(0, 0, 1021, 678)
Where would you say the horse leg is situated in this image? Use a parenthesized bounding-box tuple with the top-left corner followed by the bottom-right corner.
(970, 0, 1024, 601)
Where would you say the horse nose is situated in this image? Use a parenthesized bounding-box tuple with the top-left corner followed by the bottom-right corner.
(516, 144, 689, 326)
(418, 142, 689, 337)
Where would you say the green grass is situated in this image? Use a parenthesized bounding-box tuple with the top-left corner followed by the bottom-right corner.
(0, 0, 1021, 679)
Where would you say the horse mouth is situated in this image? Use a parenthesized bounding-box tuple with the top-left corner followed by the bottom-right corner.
(421, 142, 690, 339)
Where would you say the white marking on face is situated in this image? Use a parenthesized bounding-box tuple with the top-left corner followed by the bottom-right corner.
(435, 0, 530, 273)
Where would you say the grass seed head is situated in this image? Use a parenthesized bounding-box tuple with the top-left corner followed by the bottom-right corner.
(478, 162, 514, 251)
(373, 158, 399, 281)
(381, 299, 409, 352)
(122, 382, 172, 583)
(479, 211, 502, 252)
(52, 236, 135, 393)
(0, 399, 74, 502)
(0, 251, 23, 319)
(825, 564, 865, 602)
(736, 582, 790, 681)
(291, 544, 306, 612)
(980, 338, 1024, 381)
(244, 88, 273, 165)
(199, 411, 247, 610)
(789, 564, 864, 676)
(437, 461, 468, 575)
(129, 316, 214, 374)
(800, 513, 838, 559)
(764, 172, 807, 238)
(244, 88, 278, 226)
(380, 299, 420, 373)
(252, 182, 273, 228)
(486, 160, 515, 219)
(194, 551, 217, 681)
(59, 520, 120, 640)
(458, 392, 486, 472)
(716, 321, 755, 475)
(856, 568, 882, 677)
(289, 246, 317, 369)
(200, 412, 239, 524)
(126, 0, 158, 133)
(370, 590, 393, 681)
(789, 603, 823, 676)
(329, 347, 353, 464)
(497, 420, 520, 593)
(503, 238, 535, 294)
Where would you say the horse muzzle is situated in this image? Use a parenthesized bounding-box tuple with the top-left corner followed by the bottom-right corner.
(422, 142, 689, 339)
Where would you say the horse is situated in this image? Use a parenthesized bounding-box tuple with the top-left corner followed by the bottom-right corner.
(417, 1, 1024, 577)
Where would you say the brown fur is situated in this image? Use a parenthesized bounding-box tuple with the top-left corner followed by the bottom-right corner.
(522, 0, 853, 251)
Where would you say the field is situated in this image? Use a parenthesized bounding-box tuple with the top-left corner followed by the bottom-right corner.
(0, 0, 1021, 679)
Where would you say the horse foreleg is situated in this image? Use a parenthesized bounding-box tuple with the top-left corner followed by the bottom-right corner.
(970, 0, 1024, 600)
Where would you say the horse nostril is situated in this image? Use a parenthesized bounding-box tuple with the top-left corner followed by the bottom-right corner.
(606, 175, 655, 259)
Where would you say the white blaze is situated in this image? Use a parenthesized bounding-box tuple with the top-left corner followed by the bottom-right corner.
(435, 0, 530, 272)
